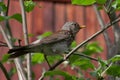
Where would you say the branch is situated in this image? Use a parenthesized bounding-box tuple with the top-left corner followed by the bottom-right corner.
(104, 0, 120, 43)
(19, 0, 31, 80)
(0, 41, 8, 47)
(0, 24, 27, 80)
(49, 18, 120, 71)
(93, 4, 112, 55)
(101, 62, 113, 77)
(0, 61, 10, 80)
(74, 52, 98, 61)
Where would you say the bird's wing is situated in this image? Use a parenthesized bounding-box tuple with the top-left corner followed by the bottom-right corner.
(40, 30, 71, 44)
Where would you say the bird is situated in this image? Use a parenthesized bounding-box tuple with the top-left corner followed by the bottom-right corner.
(8, 22, 85, 58)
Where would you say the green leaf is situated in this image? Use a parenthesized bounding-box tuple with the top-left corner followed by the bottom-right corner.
(96, 0, 106, 4)
(69, 55, 80, 64)
(97, 6, 103, 10)
(0, 2, 7, 12)
(0, 16, 9, 22)
(70, 41, 77, 48)
(24, 1, 36, 12)
(93, 58, 108, 77)
(109, 55, 120, 63)
(107, 65, 120, 77)
(27, 33, 34, 37)
(44, 70, 76, 80)
(47, 55, 62, 64)
(10, 14, 22, 23)
(0, 14, 22, 23)
(112, 0, 120, 10)
(72, 0, 96, 6)
(10, 38, 18, 43)
(8, 68, 16, 77)
(1, 54, 10, 63)
(32, 53, 45, 64)
(98, 57, 108, 67)
(83, 42, 103, 55)
(72, 58, 94, 70)
(37, 31, 53, 39)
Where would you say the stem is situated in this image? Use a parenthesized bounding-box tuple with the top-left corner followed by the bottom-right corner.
(19, 0, 31, 80)
(101, 62, 113, 76)
(6, 0, 10, 16)
(93, 4, 112, 56)
(0, 24, 27, 80)
(0, 61, 10, 80)
(74, 52, 98, 61)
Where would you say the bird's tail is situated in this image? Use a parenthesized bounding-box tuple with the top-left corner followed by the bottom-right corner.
(8, 44, 42, 58)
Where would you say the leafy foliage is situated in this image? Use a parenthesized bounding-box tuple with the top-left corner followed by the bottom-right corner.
(10, 14, 22, 23)
(109, 55, 120, 63)
(24, 0, 36, 12)
(72, 0, 96, 5)
(0, 16, 8, 22)
(107, 65, 120, 77)
(83, 42, 103, 55)
(8, 68, 16, 77)
(32, 53, 45, 64)
(0, 2, 7, 12)
(112, 0, 120, 10)
(70, 41, 77, 48)
(44, 70, 76, 80)
(71, 58, 94, 70)
(0, 13, 22, 23)
(37, 31, 53, 39)
(1, 54, 10, 63)
(96, 0, 106, 4)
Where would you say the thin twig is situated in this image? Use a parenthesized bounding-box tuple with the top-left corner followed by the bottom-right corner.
(101, 62, 113, 77)
(6, 0, 10, 16)
(0, 44, 8, 47)
(0, 41, 7, 45)
(0, 41, 8, 47)
(19, 0, 31, 80)
(93, 4, 112, 56)
(48, 18, 120, 71)
(74, 52, 98, 61)
(44, 55, 51, 68)
(0, 24, 27, 80)
(0, 61, 10, 80)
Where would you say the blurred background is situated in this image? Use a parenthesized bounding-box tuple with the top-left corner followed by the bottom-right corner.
(0, 0, 112, 80)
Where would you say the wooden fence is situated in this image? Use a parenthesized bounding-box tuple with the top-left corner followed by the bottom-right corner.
(0, 0, 111, 80)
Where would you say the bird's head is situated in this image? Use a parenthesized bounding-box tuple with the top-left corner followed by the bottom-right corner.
(62, 22, 85, 36)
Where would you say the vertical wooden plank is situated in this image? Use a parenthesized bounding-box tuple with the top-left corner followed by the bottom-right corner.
(85, 7, 97, 39)
(8, 0, 23, 40)
(42, 2, 54, 32)
(65, 4, 75, 21)
(27, 12, 33, 42)
(75, 6, 86, 43)
(96, 10, 111, 59)
(32, 1, 44, 38)
(54, 3, 66, 31)
(32, 1, 54, 38)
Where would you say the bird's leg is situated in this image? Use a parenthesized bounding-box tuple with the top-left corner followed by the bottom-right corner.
(18, 39, 22, 47)
(44, 55, 51, 68)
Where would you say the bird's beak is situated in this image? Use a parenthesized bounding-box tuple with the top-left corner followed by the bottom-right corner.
(80, 25, 86, 29)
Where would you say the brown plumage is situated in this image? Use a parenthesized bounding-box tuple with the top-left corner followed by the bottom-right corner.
(8, 22, 85, 58)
